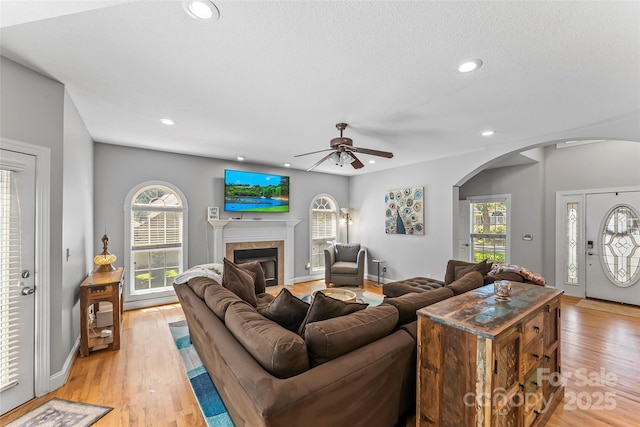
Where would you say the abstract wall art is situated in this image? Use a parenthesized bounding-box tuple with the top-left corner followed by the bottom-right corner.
(385, 187, 425, 235)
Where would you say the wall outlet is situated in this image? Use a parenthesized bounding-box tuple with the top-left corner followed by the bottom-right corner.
(382, 266, 387, 273)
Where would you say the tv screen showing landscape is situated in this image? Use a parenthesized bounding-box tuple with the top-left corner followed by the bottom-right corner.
(224, 170, 290, 212)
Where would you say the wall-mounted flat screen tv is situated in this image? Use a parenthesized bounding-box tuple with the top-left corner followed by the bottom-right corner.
(224, 169, 290, 212)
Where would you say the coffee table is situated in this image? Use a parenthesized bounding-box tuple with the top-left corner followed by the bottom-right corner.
(299, 288, 383, 307)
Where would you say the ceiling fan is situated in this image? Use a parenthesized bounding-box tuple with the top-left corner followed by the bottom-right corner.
(295, 123, 394, 171)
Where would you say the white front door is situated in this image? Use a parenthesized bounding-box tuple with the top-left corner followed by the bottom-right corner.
(585, 191, 640, 305)
(0, 149, 36, 414)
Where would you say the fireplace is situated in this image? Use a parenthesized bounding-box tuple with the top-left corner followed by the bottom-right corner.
(226, 240, 285, 286)
(209, 219, 300, 285)
(234, 247, 278, 286)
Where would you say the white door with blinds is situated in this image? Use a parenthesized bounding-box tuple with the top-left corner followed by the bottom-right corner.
(0, 149, 36, 414)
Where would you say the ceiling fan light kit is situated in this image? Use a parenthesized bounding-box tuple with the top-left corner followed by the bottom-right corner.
(295, 123, 394, 171)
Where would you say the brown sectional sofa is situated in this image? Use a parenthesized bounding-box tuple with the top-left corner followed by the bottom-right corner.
(175, 266, 486, 427)
(382, 259, 537, 298)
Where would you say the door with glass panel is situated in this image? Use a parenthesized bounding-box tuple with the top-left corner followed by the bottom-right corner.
(0, 149, 36, 414)
(585, 191, 640, 305)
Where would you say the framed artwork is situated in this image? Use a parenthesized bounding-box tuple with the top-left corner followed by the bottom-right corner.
(208, 206, 219, 221)
(385, 187, 424, 235)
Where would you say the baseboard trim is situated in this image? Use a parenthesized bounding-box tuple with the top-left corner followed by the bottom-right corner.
(124, 295, 179, 311)
(293, 274, 324, 283)
(47, 336, 79, 394)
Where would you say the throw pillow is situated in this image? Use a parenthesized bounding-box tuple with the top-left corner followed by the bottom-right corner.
(239, 261, 267, 294)
(258, 288, 310, 332)
(222, 258, 258, 307)
(297, 291, 367, 335)
(335, 244, 361, 262)
(454, 260, 490, 280)
(444, 259, 475, 284)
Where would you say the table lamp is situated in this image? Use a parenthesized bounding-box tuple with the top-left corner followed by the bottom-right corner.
(94, 233, 117, 272)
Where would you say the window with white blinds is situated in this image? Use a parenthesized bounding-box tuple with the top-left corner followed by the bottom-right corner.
(130, 185, 184, 294)
(0, 170, 20, 392)
(310, 196, 337, 271)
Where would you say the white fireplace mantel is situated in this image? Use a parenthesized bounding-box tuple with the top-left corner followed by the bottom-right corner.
(208, 219, 301, 285)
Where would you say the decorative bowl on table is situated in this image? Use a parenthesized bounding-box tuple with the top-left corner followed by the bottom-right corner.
(313, 288, 357, 302)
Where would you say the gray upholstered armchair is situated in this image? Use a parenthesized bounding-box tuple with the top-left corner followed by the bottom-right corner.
(324, 243, 366, 287)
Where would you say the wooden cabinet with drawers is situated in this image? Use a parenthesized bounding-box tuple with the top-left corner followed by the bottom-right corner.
(417, 283, 563, 427)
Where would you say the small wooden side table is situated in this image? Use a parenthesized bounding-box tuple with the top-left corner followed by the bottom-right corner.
(79, 267, 124, 357)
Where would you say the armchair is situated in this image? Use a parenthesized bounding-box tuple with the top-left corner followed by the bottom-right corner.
(324, 243, 366, 287)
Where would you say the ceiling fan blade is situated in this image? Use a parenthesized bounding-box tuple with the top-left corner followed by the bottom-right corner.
(294, 148, 334, 158)
(351, 146, 394, 158)
(306, 152, 335, 171)
(350, 153, 365, 169)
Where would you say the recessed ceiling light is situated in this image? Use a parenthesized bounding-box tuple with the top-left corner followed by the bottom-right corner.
(160, 118, 174, 126)
(481, 130, 496, 137)
(368, 160, 376, 164)
(236, 156, 245, 161)
(458, 59, 483, 73)
(183, 1, 220, 20)
(283, 163, 291, 167)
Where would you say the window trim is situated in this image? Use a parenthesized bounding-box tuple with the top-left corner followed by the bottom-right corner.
(467, 194, 511, 264)
(124, 181, 188, 310)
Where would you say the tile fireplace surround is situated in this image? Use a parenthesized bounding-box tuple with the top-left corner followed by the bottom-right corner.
(208, 219, 301, 285)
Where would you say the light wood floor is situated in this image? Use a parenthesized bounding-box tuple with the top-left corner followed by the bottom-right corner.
(1, 281, 639, 426)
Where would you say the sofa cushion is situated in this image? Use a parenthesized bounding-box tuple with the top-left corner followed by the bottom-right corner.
(446, 271, 484, 295)
(204, 282, 243, 319)
(222, 258, 258, 306)
(298, 291, 368, 335)
(383, 287, 454, 326)
(483, 271, 524, 285)
(258, 288, 310, 332)
(382, 277, 444, 298)
(330, 261, 358, 275)
(445, 259, 490, 284)
(225, 300, 310, 379)
(239, 261, 267, 294)
(256, 293, 276, 307)
(303, 304, 398, 366)
(335, 244, 361, 262)
(187, 276, 220, 300)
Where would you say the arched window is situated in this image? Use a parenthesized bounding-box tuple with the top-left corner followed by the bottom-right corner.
(125, 183, 187, 304)
(310, 195, 338, 272)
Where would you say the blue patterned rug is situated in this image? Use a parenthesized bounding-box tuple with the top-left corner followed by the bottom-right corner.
(168, 320, 234, 427)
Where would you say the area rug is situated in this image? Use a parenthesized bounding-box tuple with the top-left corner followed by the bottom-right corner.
(576, 298, 640, 319)
(168, 320, 234, 427)
(5, 398, 112, 427)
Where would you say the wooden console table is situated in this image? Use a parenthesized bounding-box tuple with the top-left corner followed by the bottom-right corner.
(79, 267, 124, 357)
(417, 283, 563, 427)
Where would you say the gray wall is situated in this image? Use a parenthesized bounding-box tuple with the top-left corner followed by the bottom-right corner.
(93, 143, 350, 287)
(0, 57, 93, 377)
(459, 162, 544, 275)
(542, 140, 640, 284)
(62, 91, 94, 358)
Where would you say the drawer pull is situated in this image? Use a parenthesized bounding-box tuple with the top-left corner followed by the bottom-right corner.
(533, 326, 540, 334)
(531, 381, 539, 389)
(544, 355, 551, 361)
(533, 354, 540, 361)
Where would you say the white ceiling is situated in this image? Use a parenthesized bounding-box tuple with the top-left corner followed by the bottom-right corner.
(1, 1, 639, 175)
